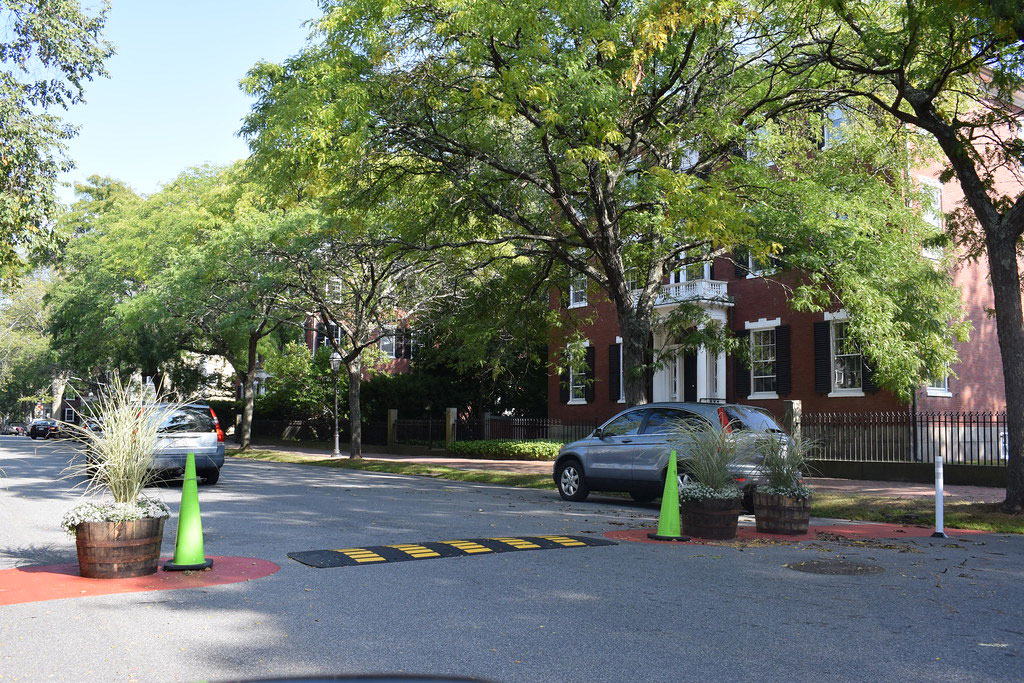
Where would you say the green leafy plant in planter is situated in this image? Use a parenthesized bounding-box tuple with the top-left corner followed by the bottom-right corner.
(670, 420, 743, 540)
(61, 379, 186, 578)
(753, 433, 817, 535)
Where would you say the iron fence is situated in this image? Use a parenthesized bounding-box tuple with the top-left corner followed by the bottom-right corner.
(802, 410, 1007, 466)
(456, 416, 598, 443)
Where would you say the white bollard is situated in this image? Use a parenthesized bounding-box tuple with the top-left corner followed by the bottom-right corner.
(932, 455, 947, 538)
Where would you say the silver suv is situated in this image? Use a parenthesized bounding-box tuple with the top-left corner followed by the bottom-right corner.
(553, 402, 789, 510)
(151, 404, 225, 484)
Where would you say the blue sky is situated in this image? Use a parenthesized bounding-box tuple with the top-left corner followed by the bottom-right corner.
(59, 1, 320, 204)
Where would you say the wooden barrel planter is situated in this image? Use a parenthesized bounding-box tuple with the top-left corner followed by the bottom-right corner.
(75, 517, 166, 579)
(753, 492, 811, 535)
(681, 498, 741, 540)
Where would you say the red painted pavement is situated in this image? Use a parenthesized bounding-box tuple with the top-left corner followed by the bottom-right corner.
(0, 556, 280, 607)
(605, 523, 991, 545)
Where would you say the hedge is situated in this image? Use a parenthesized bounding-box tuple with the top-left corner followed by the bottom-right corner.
(446, 440, 562, 461)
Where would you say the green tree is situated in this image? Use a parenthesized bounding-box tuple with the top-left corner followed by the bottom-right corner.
(0, 271, 62, 418)
(50, 167, 303, 448)
(242, 0, 964, 407)
(0, 0, 113, 278)
(267, 205, 459, 457)
(780, 0, 1024, 510)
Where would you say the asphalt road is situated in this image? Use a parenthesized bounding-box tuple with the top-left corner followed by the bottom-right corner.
(1, 435, 1022, 682)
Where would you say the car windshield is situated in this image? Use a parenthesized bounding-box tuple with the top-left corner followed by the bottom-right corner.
(157, 406, 215, 434)
(720, 406, 785, 433)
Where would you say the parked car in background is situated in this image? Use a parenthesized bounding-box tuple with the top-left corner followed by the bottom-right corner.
(2, 422, 26, 435)
(151, 404, 225, 485)
(28, 419, 59, 439)
(553, 402, 791, 510)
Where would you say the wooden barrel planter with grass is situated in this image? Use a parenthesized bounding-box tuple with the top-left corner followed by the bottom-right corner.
(753, 492, 811, 535)
(681, 498, 742, 540)
(75, 518, 165, 579)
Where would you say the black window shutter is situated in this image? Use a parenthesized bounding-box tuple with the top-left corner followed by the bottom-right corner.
(863, 359, 879, 393)
(775, 325, 791, 395)
(733, 334, 751, 400)
(813, 321, 831, 394)
(734, 248, 749, 279)
(684, 352, 698, 402)
(608, 343, 621, 402)
(584, 346, 596, 403)
(559, 364, 570, 404)
(645, 333, 654, 402)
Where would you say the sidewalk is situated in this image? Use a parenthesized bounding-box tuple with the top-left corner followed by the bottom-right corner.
(232, 443, 1006, 504)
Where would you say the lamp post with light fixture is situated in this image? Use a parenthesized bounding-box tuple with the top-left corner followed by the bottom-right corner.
(330, 351, 342, 457)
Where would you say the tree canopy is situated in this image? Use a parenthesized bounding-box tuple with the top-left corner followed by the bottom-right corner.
(0, 0, 113, 279)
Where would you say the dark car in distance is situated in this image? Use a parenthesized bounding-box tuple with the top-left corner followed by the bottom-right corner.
(28, 419, 59, 439)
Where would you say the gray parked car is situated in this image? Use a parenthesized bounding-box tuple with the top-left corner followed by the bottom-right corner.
(553, 402, 790, 510)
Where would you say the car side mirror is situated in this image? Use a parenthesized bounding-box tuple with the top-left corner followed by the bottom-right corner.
(593, 427, 604, 439)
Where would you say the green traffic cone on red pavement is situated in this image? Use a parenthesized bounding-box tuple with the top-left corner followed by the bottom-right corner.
(648, 450, 690, 542)
(163, 451, 213, 571)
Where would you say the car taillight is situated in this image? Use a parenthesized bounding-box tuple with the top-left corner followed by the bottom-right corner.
(210, 407, 224, 443)
(717, 407, 732, 433)
(734, 477, 747, 483)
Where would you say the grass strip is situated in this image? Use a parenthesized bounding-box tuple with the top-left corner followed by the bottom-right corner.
(229, 449, 1023, 533)
(229, 449, 553, 489)
(810, 494, 1024, 534)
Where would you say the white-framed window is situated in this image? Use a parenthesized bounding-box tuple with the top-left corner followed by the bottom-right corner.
(751, 329, 777, 395)
(567, 340, 589, 404)
(926, 374, 952, 397)
(670, 249, 711, 283)
(746, 251, 776, 278)
(63, 407, 75, 422)
(823, 106, 846, 147)
(568, 273, 588, 308)
(920, 178, 944, 261)
(326, 277, 344, 302)
(830, 318, 863, 394)
(745, 317, 780, 399)
(379, 327, 396, 358)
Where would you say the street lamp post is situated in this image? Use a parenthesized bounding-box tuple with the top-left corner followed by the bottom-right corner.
(330, 351, 342, 457)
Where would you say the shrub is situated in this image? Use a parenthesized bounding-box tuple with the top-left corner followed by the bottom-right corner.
(446, 440, 561, 461)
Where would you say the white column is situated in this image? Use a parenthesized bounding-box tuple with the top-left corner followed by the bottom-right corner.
(696, 346, 709, 401)
(715, 351, 726, 400)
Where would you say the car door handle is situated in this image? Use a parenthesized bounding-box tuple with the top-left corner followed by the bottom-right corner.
(621, 439, 633, 444)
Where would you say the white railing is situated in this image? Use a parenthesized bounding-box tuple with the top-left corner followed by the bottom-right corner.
(656, 279, 732, 307)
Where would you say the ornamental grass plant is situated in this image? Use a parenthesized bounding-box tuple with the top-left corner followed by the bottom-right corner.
(755, 432, 818, 501)
(60, 378, 188, 534)
(668, 419, 742, 501)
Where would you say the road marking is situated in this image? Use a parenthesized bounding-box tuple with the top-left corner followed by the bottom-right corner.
(440, 540, 493, 554)
(289, 536, 617, 569)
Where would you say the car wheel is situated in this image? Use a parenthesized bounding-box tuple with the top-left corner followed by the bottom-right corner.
(557, 460, 589, 501)
(630, 490, 657, 504)
(199, 468, 220, 485)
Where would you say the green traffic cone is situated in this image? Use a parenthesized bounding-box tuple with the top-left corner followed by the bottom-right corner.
(648, 450, 690, 542)
(163, 452, 213, 571)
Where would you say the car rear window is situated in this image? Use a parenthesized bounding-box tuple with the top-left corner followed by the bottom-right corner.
(158, 407, 215, 433)
(720, 406, 785, 433)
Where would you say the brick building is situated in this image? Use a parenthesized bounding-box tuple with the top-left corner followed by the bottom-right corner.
(547, 171, 1007, 425)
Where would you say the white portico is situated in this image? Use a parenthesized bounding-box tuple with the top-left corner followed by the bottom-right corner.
(647, 267, 732, 403)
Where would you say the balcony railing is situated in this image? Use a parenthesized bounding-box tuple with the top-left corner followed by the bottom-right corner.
(655, 279, 732, 307)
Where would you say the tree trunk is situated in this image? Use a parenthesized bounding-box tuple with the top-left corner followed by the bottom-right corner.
(618, 304, 653, 406)
(347, 356, 362, 459)
(239, 333, 259, 451)
(51, 376, 67, 421)
(985, 231, 1024, 513)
